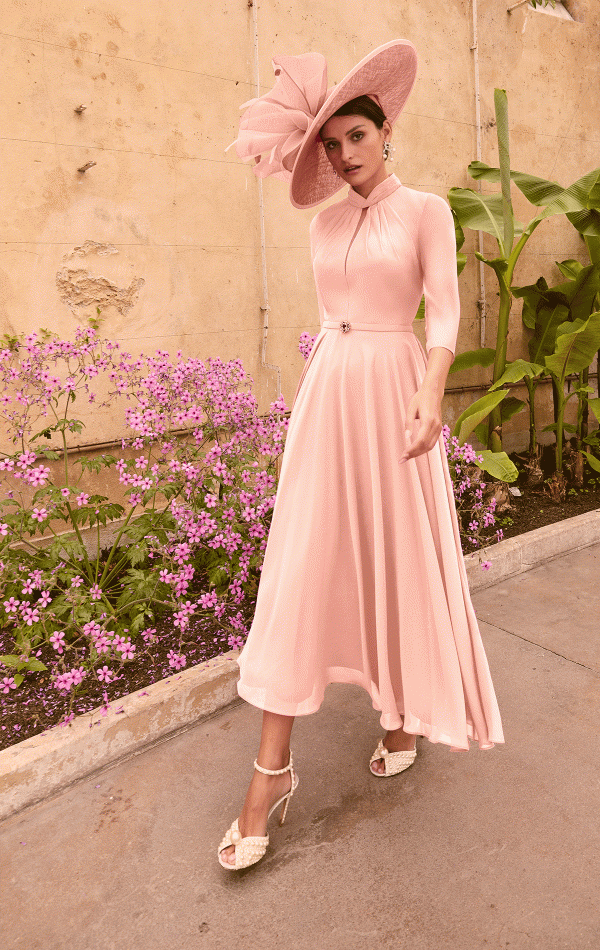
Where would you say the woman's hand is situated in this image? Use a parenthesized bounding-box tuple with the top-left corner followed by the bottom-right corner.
(399, 385, 443, 463)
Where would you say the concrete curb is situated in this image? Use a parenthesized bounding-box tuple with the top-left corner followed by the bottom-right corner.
(0, 651, 241, 822)
(1, 506, 599, 823)
(465, 507, 600, 591)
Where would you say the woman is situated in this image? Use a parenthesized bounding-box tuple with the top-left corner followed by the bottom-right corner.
(218, 39, 504, 870)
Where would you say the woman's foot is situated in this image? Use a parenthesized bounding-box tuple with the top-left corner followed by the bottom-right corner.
(370, 725, 417, 775)
(219, 753, 293, 867)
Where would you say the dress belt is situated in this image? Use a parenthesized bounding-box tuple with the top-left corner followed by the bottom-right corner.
(322, 320, 414, 333)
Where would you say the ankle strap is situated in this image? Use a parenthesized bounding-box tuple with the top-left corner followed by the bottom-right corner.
(254, 751, 293, 775)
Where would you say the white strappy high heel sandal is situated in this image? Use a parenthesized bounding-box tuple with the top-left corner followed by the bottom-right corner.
(217, 751, 299, 870)
(369, 737, 418, 777)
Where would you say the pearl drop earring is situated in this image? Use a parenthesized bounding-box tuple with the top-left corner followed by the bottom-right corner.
(383, 141, 395, 161)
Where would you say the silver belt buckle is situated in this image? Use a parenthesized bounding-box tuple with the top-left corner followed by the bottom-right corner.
(340, 321, 351, 333)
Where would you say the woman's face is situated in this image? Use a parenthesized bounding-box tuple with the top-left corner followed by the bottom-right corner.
(319, 113, 393, 191)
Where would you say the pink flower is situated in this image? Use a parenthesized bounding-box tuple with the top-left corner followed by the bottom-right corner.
(71, 575, 84, 588)
(76, 493, 89, 507)
(83, 620, 102, 637)
(50, 631, 66, 653)
(31, 507, 48, 523)
(1, 676, 17, 693)
(17, 451, 36, 469)
(39, 590, 52, 608)
(54, 671, 73, 692)
(93, 634, 111, 655)
(481, 560, 492, 571)
(167, 650, 186, 670)
(90, 584, 102, 601)
(97, 665, 114, 683)
(27, 465, 50, 487)
(116, 639, 135, 660)
(0, 523, 9, 536)
(3, 597, 19, 614)
(21, 605, 40, 625)
(60, 488, 70, 498)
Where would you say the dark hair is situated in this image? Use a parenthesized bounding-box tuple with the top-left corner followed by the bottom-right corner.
(319, 95, 387, 139)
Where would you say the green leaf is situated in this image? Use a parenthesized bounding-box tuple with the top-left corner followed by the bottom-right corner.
(500, 396, 526, 422)
(588, 397, 600, 424)
(488, 358, 546, 391)
(468, 161, 566, 207)
(451, 389, 509, 444)
(529, 304, 571, 365)
(544, 311, 600, 379)
(0, 654, 21, 668)
(555, 259, 584, 280)
(540, 421, 578, 434)
(472, 449, 519, 483)
(581, 450, 600, 473)
(447, 347, 496, 375)
(448, 188, 507, 255)
(21, 658, 48, 672)
(36, 449, 61, 460)
(541, 167, 600, 220)
(494, 88, 514, 255)
(584, 234, 600, 265)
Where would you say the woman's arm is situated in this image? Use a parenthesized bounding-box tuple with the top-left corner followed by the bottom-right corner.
(400, 193, 459, 463)
(399, 346, 454, 464)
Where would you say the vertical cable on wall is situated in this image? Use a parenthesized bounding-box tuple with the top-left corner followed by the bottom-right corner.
(470, 0, 488, 350)
(251, 0, 282, 399)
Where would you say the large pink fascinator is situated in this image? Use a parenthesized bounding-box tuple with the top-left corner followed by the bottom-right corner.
(225, 52, 329, 184)
(226, 39, 418, 209)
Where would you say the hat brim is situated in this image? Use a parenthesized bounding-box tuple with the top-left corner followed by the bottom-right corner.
(289, 39, 418, 210)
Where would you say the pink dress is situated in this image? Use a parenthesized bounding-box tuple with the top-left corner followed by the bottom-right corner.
(237, 173, 504, 752)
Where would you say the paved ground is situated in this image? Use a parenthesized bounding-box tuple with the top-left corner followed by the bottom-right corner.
(1, 542, 600, 950)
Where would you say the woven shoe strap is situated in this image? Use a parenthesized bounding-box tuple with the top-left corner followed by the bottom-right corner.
(254, 751, 293, 775)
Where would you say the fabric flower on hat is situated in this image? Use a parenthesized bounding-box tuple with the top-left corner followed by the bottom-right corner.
(225, 52, 329, 182)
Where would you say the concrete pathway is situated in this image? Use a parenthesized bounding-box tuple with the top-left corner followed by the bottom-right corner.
(1, 542, 599, 950)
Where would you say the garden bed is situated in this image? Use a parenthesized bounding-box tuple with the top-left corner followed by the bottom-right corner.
(493, 481, 600, 542)
(0, 607, 235, 752)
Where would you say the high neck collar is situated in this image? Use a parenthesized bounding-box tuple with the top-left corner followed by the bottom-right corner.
(346, 173, 402, 208)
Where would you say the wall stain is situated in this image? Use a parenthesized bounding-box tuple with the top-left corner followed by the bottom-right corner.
(56, 241, 144, 320)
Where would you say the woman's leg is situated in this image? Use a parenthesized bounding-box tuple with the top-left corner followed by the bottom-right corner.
(220, 710, 295, 866)
(370, 720, 417, 774)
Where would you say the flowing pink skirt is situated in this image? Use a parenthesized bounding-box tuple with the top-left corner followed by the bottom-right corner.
(237, 326, 505, 751)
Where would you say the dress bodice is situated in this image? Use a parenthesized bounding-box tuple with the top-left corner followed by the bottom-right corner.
(309, 173, 461, 356)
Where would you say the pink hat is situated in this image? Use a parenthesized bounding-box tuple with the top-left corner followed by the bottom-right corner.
(225, 39, 418, 209)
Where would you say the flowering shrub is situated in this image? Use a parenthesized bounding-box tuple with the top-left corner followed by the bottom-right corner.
(0, 328, 288, 710)
(442, 427, 503, 557)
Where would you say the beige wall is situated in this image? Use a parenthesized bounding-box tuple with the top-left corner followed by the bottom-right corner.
(0, 0, 598, 454)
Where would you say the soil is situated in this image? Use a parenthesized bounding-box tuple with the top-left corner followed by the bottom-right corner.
(2, 441, 599, 753)
(488, 443, 600, 543)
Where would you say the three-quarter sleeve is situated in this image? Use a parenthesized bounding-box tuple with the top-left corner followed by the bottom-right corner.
(417, 192, 461, 358)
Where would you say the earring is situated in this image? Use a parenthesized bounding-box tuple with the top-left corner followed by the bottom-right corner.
(383, 141, 395, 161)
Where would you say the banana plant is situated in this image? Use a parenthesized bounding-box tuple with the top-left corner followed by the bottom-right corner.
(575, 234, 600, 455)
(543, 311, 600, 497)
(511, 259, 600, 479)
(447, 87, 600, 463)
